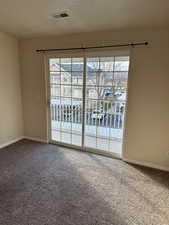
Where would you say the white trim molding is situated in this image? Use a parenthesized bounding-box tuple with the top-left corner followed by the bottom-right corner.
(123, 157, 169, 172)
(23, 136, 48, 144)
(0, 136, 48, 150)
(0, 137, 24, 149)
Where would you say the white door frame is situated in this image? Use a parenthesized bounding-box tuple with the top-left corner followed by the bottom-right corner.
(44, 49, 130, 159)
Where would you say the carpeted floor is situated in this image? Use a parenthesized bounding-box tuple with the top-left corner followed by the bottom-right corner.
(0, 140, 169, 225)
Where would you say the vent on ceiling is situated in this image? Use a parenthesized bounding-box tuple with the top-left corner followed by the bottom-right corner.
(53, 13, 69, 19)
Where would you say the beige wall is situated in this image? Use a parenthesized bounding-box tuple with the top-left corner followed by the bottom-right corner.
(20, 28, 169, 169)
(0, 32, 23, 146)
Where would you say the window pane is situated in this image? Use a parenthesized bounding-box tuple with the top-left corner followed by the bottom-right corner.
(61, 85, 71, 97)
(114, 56, 129, 71)
(61, 72, 71, 84)
(86, 73, 96, 85)
(72, 72, 83, 85)
(87, 58, 99, 71)
(60, 58, 71, 71)
(72, 98, 82, 124)
(72, 134, 82, 146)
(86, 87, 97, 99)
(50, 84, 60, 98)
(113, 72, 128, 89)
(49, 58, 60, 71)
(72, 58, 83, 71)
(100, 57, 114, 71)
(72, 86, 82, 98)
(85, 136, 97, 149)
(96, 138, 109, 151)
(61, 132, 71, 144)
(50, 72, 60, 84)
(51, 130, 61, 142)
(50, 97, 60, 122)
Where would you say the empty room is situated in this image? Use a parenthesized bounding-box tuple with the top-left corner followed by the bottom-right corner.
(0, 0, 169, 224)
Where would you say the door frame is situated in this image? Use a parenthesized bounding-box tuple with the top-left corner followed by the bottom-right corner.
(44, 49, 130, 159)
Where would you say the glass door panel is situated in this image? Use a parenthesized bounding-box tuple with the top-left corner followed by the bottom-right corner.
(84, 56, 129, 155)
(49, 57, 84, 147)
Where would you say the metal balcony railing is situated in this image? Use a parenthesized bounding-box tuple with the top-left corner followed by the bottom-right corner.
(51, 100, 125, 129)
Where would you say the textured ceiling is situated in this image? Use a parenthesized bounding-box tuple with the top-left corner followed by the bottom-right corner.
(0, 0, 169, 38)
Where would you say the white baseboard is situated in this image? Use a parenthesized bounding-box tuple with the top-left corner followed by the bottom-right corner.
(0, 136, 24, 149)
(23, 136, 48, 144)
(0, 136, 48, 149)
(123, 157, 169, 172)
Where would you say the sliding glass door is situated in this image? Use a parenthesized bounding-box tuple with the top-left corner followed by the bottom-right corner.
(48, 53, 129, 157)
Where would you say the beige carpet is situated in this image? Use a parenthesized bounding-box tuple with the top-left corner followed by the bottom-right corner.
(0, 139, 169, 225)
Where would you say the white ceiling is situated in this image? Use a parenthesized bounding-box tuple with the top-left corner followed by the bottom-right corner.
(0, 0, 169, 38)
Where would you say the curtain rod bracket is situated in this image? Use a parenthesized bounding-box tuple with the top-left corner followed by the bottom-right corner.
(130, 42, 135, 48)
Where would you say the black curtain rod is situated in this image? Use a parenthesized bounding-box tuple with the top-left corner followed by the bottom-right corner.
(36, 41, 148, 52)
